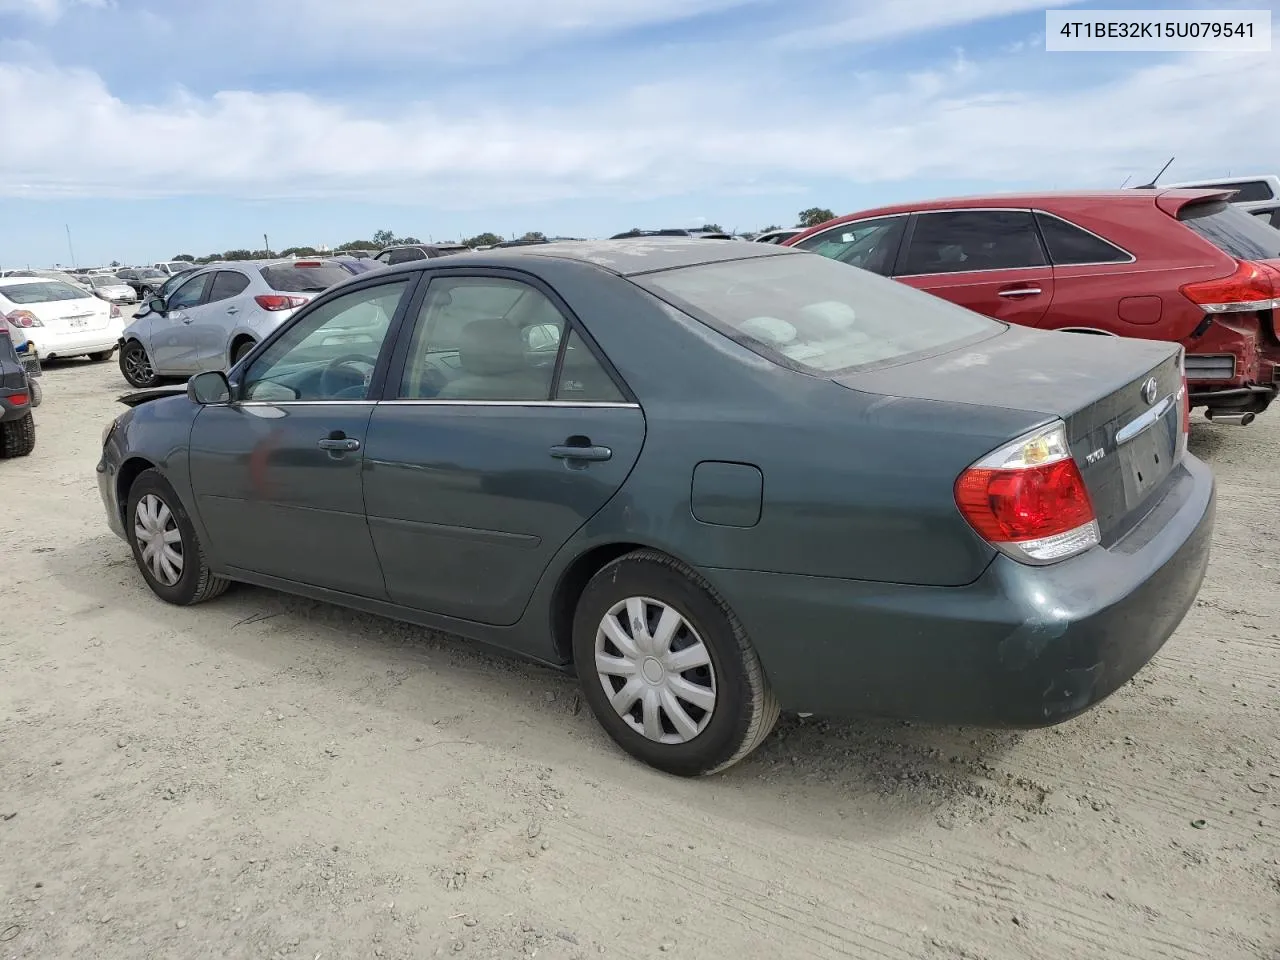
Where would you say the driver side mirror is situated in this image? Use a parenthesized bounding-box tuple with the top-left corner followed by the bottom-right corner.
(187, 370, 230, 405)
(146, 297, 167, 316)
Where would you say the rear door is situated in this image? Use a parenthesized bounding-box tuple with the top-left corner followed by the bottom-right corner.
(894, 209, 1055, 326)
(363, 270, 645, 627)
(1032, 211, 1143, 335)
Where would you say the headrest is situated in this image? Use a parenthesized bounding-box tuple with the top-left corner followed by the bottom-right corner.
(457, 318, 527, 376)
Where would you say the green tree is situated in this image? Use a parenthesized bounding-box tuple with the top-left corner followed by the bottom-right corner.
(702, 223, 724, 233)
(372, 229, 396, 247)
(464, 232, 503, 247)
(520, 231, 547, 242)
(109, 259, 121, 268)
(222, 249, 253, 261)
(279, 246, 319, 258)
(337, 240, 375, 251)
(171, 254, 195, 262)
(798, 207, 836, 228)
(759, 224, 781, 232)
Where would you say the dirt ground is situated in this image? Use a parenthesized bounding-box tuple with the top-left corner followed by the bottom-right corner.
(1, 350, 1277, 960)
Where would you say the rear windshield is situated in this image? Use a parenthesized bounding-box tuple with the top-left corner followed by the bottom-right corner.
(638, 252, 1001, 373)
(259, 263, 351, 292)
(0, 281, 93, 304)
(1179, 200, 1280, 260)
(136, 269, 166, 279)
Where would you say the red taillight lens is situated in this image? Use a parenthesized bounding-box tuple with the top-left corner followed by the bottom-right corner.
(110, 304, 121, 318)
(8, 392, 29, 406)
(4, 310, 40, 328)
(955, 422, 1099, 564)
(254, 294, 308, 311)
(1180, 260, 1278, 314)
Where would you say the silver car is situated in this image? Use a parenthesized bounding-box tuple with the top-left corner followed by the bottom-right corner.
(118, 259, 354, 388)
(87, 275, 138, 304)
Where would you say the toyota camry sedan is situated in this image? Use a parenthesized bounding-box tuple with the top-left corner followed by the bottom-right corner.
(96, 240, 1215, 776)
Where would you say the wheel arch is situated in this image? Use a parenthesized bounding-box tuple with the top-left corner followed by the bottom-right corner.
(228, 333, 257, 367)
(115, 456, 157, 527)
(1055, 326, 1117, 336)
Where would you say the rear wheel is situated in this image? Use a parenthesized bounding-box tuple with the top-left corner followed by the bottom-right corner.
(0, 412, 36, 458)
(88, 349, 114, 362)
(27, 380, 42, 409)
(119, 340, 158, 388)
(231, 339, 256, 366)
(125, 468, 229, 605)
(572, 550, 780, 776)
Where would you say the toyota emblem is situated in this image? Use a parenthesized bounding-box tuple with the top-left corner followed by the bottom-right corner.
(1141, 377, 1158, 405)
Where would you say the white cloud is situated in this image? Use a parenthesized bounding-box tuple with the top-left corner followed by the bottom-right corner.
(777, 0, 1091, 48)
(0, 0, 105, 21)
(1, 47, 1277, 207)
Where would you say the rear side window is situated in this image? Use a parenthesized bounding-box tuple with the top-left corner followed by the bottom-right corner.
(259, 263, 352, 292)
(639, 252, 1000, 374)
(902, 210, 1047, 275)
(1035, 213, 1131, 265)
(387, 247, 427, 264)
(208, 271, 250, 302)
(1179, 200, 1280, 260)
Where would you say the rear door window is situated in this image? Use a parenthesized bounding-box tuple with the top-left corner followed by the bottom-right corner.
(207, 271, 250, 304)
(901, 210, 1047, 275)
(791, 217, 906, 276)
(1179, 200, 1280, 260)
(1034, 213, 1131, 265)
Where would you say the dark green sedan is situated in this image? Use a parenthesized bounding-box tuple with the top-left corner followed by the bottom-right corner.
(97, 239, 1215, 776)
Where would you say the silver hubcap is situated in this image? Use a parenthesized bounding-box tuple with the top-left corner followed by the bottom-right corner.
(594, 597, 716, 744)
(134, 494, 184, 586)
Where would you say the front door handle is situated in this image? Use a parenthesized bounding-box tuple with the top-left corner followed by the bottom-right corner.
(318, 437, 360, 452)
(997, 287, 1042, 298)
(550, 443, 612, 462)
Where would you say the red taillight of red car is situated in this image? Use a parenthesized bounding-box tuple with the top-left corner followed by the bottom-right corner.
(1180, 260, 1278, 313)
(955, 421, 1099, 564)
(254, 294, 308, 311)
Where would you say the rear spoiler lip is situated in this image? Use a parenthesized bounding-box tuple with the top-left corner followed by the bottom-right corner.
(1155, 188, 1237, 218)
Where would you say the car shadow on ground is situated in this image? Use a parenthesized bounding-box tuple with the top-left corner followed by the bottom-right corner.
(43, 530, 1034, 834)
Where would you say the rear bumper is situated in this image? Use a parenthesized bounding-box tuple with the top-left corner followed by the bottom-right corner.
(1184, 313, 1280, 411)
(0, 391, 31, 423)
(27, 319, 125, 359)
(705, 455, 1215, 727)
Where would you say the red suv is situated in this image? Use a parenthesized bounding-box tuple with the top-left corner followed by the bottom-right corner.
(784, 189, 1280, 421)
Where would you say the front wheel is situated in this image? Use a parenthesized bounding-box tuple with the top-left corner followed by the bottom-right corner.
(119, 340, 159, 388)
(125, 468, 230, 605)
(572, 550, 780, 776)
(0, 412, 36, 458)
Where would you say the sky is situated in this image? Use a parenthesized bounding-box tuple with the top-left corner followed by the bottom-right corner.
(1, 0, 1277, 267)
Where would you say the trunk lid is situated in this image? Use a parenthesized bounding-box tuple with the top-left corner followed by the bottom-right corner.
(34, 296, 111, 331)
(835, 325, 1184, 544)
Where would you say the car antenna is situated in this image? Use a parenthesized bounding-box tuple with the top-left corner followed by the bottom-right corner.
(1135, 156, 1174, 190)
(1118, 174, 1132, 188)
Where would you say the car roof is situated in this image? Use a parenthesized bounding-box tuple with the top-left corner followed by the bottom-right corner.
(816, 187, 1232, 222)
(0, 276, 68, 286)
(398, 237, 799, 277)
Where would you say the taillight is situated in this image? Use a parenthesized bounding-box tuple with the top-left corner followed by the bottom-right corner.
(955, 421, 1099, 565)
(110, 304, 121, 318)
(8, 392, 29, 406)
(4, 310, 42, 328)
(254, 294, 308, 311)
(1180, 260, 1278, 313)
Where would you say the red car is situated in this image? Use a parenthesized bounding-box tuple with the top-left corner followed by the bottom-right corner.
(784, 189, 1280, 422)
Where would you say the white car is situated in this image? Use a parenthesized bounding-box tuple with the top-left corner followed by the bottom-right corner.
(152, 261, 194, 276)
(0, 277, 125, 361)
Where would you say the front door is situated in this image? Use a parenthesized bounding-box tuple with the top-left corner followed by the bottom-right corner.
(363, 272, 645, 627)
(151, 271, 213, 374)
(187, 276, 415, 597)
(894, 209, 1056, 327)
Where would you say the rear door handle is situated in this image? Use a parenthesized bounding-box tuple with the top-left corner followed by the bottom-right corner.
(549, 443, 612, 462)
(226, 306, 239, 315)
(997, 287, 1042, 298)
(318, 437, 360, 452)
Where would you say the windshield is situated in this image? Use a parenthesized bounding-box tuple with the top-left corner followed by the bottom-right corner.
(1179, 200, 1280, 260)
(638, 252, 1001, 373)
(0, 280, 94, 304)
(260, 263, 351, 292)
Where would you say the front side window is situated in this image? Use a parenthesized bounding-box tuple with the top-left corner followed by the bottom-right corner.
(792, 217, 906, 276)
(901, 210, 1047, 275)
(639, 251, 1001, 374)
(167, 273, 211, 310)
(399, 277, 566, 401)
(242, 279, 410, 402)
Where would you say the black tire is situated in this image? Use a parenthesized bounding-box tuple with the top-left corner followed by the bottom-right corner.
(88, 349, 114, 362)
(28, 380, 42, 409)
(231, 339, 256, 366)
(125, 468, 230, 606)
(0, 412, 36, 458)
(572, 549, 780, 776)
(119, 340, 159, 388)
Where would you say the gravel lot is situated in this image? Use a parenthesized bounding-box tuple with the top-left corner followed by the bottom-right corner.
(2, 347, 1278, 960)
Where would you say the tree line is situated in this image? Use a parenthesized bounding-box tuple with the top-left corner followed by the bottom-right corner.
(170, 209, 840, 264)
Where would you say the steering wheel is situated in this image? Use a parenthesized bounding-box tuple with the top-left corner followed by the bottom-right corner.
(320, 354, 376, 398)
